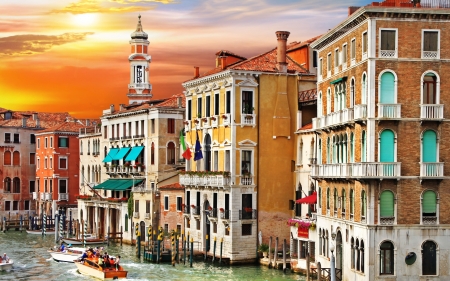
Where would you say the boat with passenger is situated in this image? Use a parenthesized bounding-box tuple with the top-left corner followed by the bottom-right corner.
(48, 246, 85, 263)
(61, 234, 106, 245)
(75, 257, 127, 280)
(0, 254, 13, 271)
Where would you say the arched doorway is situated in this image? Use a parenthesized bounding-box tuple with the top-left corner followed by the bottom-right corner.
(203, 199, 211, 253)
(204, 134, 211, 171)
(336, 231, 343, 277)
(140, 221, 146, 242)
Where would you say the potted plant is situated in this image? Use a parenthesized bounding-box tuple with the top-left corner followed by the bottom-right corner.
(219, 208, 224, 213)
(202, 117, 208, 122)
(210, 116, 216, 121)
(258, 243, 269, 258)
(191, 204, 196, 209)
(183, 120, 189, 125)
(221, 114, 228, 119)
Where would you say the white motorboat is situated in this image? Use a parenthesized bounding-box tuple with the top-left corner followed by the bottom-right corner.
(0, 260, 13, 271)
(49, 247, 85, 263)
(75, 258, 127, 280)
(61, 234, 106, 245)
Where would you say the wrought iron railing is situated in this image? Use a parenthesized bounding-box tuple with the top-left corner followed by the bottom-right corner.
(239, 209, 257, 220)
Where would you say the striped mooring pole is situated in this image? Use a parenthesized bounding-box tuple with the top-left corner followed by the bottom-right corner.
(59, 214, 64, 241)
(43, 213, 47, 236)
(83, 220, 87, 248)
(171, 230, 175, 266)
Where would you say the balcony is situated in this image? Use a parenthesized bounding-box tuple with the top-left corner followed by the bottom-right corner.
(378, 104, 401, 119)
(422, 216, 437, 225)
(222, 114, 230, 126)
(133, 212, 139, 218)
(133, 134, 145, 139)
(58, 193, 68, 201)
(191, 206, 200, 217)
(32, 192, 38, 200)
(241, 114, 256, 127)
(44, 192, 52, 201)
(420, 162, 444, 179)
(201, 117, 210, 128)
(145, 213, 150, 219)
(183, 206, 191, 216)
(183, 120, 191, 132)
(420, 104, 444, 120)
(354, 104, 367, 120)
(208, 208, 218, 218)
(380, 216, 395, 225)
(179, 173, 231, 188)
(312, 162, 401, 179)
(379, 49, 396, 58)
(220, 210, 231, 220)
(239, 208, 257, 220)
(240, 175, 253, 186)
(40, 193, 44, 200)
(312, 108, 353, 130)
(210, 116, 218, 128)
(422, 50, 439, 59)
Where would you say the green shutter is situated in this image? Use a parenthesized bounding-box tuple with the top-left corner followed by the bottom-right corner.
(422, 130, 437, 162)
(125, 214, 128, 231)
(422, 191, 436, 214)
(362, 191, 366, 216)
(380, 130, 395, 162)
(380, 72, 395, 104)
(380, 191, 394, 217)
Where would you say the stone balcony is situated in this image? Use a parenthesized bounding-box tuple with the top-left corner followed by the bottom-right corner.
(420, 104, 444, 120)
(58, 193, 68, 201)
(241, 114, 256, 127)
(312, 162, 401, 179)
(378, 103, 401, 119)
(312, 108, 353, 130)
(420, 162, 444, 179)
(44, 192, 52, 201)
(179, 173, 231, 188)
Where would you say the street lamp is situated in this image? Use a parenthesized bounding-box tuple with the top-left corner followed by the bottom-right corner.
(330, 232, 336, 281)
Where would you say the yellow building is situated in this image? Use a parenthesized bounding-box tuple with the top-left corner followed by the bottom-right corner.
(181, 31, 316, 263)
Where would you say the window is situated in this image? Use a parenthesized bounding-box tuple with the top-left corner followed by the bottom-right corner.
(326, 188, 330, 210)
(187, 99, 192, 120)
(342, 189, 346, 215)
(361, 130, 366, 162)
(350, 189, 354, 218)
(37, 157, 40, 169)
(327, 53, 331, 76)
(44, 157, 48, 169)
(13, 133, 19, 143)
(334, 48, 339, 68)
(5, 133, 11, 143)
(59, 157, 67, 169)
(318, 187, 321, 208)
(197, 97, 202, 117)
(167, 142, 175, 164)
(146, 200, 150, 214)
(380, 130, 395, 165)
(58, 137, 69, 148)
(30, 180, 35, 193)
(379, 71, 396, 107)
(13, 177, 20, 193)
(30, 134, 35, 144)
(380, 29, 397, 58)
(356, 239, 360, 271)
(213, 222, 217, 234)
(241, 150, 252, 176)
(50, 157, 52, 169)
(177, 224, 181, 235)
(318, 58, 323, 79)
(350, 133, 354, 163)
(214, 92, 219, 115)
(361, 190, 366, 220)
(422, 130, 437, 166)
(422, 30, 439, 59)
(37, 138, 40, 149)
(422, 190, 437, 222)
(151, 142, 155, 165)
(342, 44, 347, 67)
(196, 219, 200, 230)
(164, 196, 169, 211)
(4, 151, 11, 165)
(422, 240, 437, 275)
(380, 241, 394, 275)
(380, 190, 395, 221)
(318, 91, 323, 117)
(164, 223, 169, 234)
(333, 188, 338, 212)
(242, 90, 253, 114)
(213, 151, 218, 171)
(362, 73, 367, 104)
(13, 151, 20, 165)
(13, 201, 18, 210)
(45, 137, 48, 148)
(134, 200, 139, 212)
(351, 38, 356, 63)
(176, 197, 182, 212)
(242, 224, 252, 236)
(59, 179, 67, 194)
(206, 95, 211, 116)
(50, 137, 53, 148)
(24, 200, 30, 210)
(225, 91, 231, 114)
(350, 78, 355, 108)
(168, 118, 175, 134)
(5, 201, 10, 211)
(225, 150, 230, 172)
(362, 31, 368, 58)
(326, 88, 331, 114)
(422, 72, 438, 104)
(361, 240, 365, 273)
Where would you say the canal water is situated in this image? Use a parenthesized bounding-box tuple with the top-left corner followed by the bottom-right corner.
(0, 231, 305, 281)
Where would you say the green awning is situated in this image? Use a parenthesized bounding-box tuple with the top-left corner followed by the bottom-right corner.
(330, 77, 347, 84)
(125, 146, 144, 161)
(112, 147, 131, 161)
(102, 148, 119, 163)
(94, 179, 144, 191)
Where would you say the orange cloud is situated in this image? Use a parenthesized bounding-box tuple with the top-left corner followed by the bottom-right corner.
(0, 33, 94, 56)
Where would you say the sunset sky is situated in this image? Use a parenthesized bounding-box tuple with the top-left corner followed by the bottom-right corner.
(0, 0, 367, 118)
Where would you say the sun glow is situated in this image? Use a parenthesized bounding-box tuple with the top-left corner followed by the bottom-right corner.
(72, 13, 98, 27)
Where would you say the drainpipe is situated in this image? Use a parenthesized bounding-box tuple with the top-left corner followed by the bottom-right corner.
(256, 73, 261, 255)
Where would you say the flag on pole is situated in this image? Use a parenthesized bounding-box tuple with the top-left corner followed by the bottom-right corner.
(180, 129, 192, 160)
(194, 132, 203, 161)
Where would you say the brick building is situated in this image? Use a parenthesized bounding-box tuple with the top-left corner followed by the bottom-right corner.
(159, 182, 184, 235)
(310, 1, 450, 280)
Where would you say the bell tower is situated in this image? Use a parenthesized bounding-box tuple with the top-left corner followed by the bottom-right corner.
(127, 15, 152, 104)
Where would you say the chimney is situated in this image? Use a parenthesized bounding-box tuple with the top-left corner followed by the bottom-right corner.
(36, 118, 40, 128)
(33, 113, 38, 120)
(110, 104, 115, 113)
(348, 6, 360, 16)
(177, 97, 182, 108)
(194, 66, 200, 78)
(276, 31, 290, 73)
(22, 117, 27, 127)
(220, 56, 227, 70)
(86, 119, 90, 126)
(119, 104, 125, 111)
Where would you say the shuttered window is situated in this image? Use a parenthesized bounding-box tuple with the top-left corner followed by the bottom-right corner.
(422, 191, 436, 216)
(342, 189, 346, 212)
(381, 30, 396, 50)
(422, 130, 437, 162)
(423, 31, 438, 52)
(380, 130, 395, 162)
(350, 189, 354, 215)
(4, 151, 11, 165)
(380, 190, 394, 217)
(380, 72, 395, 104)
(361, 190, 367, 217)
(327, 188, 330, 210)
(13, 151, 20, 165)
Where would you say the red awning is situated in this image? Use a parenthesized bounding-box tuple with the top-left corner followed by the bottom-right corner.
(295, 191, 317, 204)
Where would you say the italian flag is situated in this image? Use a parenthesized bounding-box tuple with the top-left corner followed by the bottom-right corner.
(180, 129, 192, 160)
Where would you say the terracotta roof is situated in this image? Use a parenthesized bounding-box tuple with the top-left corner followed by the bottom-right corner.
(154, 93, 185, 108)
(0, 109, 72, 129)
(287, 35, 322, 52)
(185, 43, 309, 83)
(298, 123, 313, 131)
(215, 50, 247, 60)
(159, 182, 183, 190)
(299, 88, 317, 103)
(38, 121, 87, 134)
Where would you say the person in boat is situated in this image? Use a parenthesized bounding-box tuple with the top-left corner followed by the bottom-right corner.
(114, 255, 121, 271)
(98, 254, 104, 269)
(59, 242, 66, 252)
(80, 251, 88, 262)
(2, 253, 9, 263)
(103, 255, 111, 269)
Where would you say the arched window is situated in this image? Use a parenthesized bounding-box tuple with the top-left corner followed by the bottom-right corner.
(318, 228, 323, 255)
(327, 137, 331, 163)
(4, 151, 11, 165)
(327, 88, 331, 114)
(350, 133, 355, 162)
(4, 177, 11, 192)
(350, 189, 354, 218)
(422, 130, 437, 164)
(350, 78, 355, 108)
(360, 240, 365, 273)
(318, 139, 322, 165)
(298, 140, 303, 165)
(342, 189, 346, 216)
(87, 140, 91, 155)
(380, 129, 395, 176)
(13, 151, 20, 165)
(361, 190, 367, 221)
(13, 177, 20, 193)
(422, 240, 437, 275)
(380, 241, 394, 275)
(87, 165, 91, 183)
(81, 166, 85, 184)
(325, 230, 329, 258)
(422, 190, 437, 223)
(422, 72, 437, 104)
(104, 146, 107, 158)
(380, 72, 395, 104)
(332, 136, 336, 163)
(362, 73, 367, 104)
(380, 190, 395, 221)
(125, 214, 129, 232)
(343, 134, 348, 163)
(80, 140, 83, 155)
(356, 239, 360, 271)
(351, 237, 355, 269)
(334, 188, 338, 212)
(318, 91, 323, 117)
(361, 130, 366, 162)
(318, 187, 322, 208)
(327, 188, 330, 211)
(151, 142, 155, 165)
(167, 142, 176, 165)
(321, 229, 326, 255)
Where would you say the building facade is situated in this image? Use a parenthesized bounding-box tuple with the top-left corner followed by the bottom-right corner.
(311, 1, 450, 280)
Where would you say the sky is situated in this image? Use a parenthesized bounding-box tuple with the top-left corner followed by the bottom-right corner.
(0, 0, 367, 118)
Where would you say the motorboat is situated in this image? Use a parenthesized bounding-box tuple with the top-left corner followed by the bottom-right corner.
(48, 247, 85, 263)
(75, 258, 127, 280)
(0, 260, 13, 271)
(61, 234, 106, 245)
